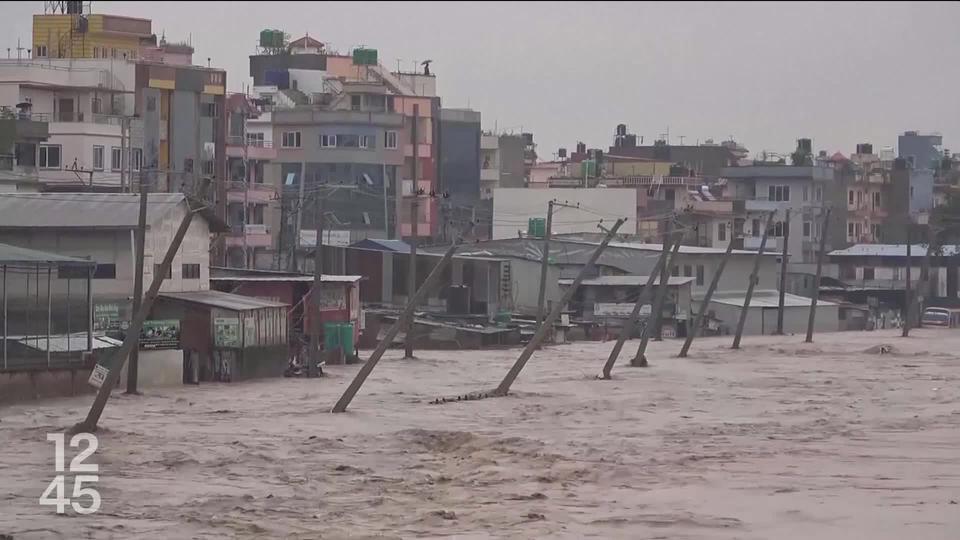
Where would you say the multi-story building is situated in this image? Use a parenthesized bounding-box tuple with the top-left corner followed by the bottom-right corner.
(480, 132, 500, 199)
(0, 112, 50, 190)
(439, 108, 481, 207)
(497, 134, 527, 188)
(846, 143, 893, 244)
(32, 3, 152, 61)
(246, 33, 444, 270)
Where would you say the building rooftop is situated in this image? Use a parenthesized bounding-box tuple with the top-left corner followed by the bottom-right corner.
(348, 238, 412, 254)
(558, 276, 695, 287)
(158, 290, 289, 311)
(709, 290, 836, 308)
(829, 244, 960, 257)
(0, 193, 228, 232)
(0, 242, 95, 266)
(720, 165, 834, 180)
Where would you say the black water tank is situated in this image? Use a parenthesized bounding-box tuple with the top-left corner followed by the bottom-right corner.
(66, 1, 83, 14)
(624, 134, 637, 147)
(616, 123, 627, 136)
(798, 138, 812, 153)
(576, 142, 586, 154)
(558, 148, 567, 158)
(522, 132, 534, 145)
(856, 143, 873, 155)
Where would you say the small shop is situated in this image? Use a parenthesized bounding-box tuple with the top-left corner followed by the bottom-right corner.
(151, 290, 290, 382)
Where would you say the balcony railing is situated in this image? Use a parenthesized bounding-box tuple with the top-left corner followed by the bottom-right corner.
(25, 111, 125, 125)
(226, 135, 274, 148)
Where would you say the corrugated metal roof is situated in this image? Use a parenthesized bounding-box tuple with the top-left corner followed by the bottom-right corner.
(210, 275, 361, 283)
(0, 193, 229, 232)
(159, 290, 289, 311)
(603, 240, 774, 256)
(0, 242, 96, 265)
(708, 290, 837, 308)
(829, 244, 960, 257)
(11, 334, 122, 352)
(558, 276, 695, 287)
(349, 238, 411, 253)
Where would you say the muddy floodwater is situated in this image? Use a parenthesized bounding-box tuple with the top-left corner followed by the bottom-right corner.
(2, 329, 959, 539)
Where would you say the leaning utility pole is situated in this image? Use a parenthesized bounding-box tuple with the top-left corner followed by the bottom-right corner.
(600, 228, 673, 378)
(732, 211, 775, 349)
(308, 193, 324, 378)
(902, 227, 913, 337)
(332, 243, 459, 413)
(805, 207, 831, 343)
(679, 232, 736, 357)
(653, 218, 674, 340)
(125, 180, 148, 394)
(776, 208, 791, 334)
(631, 239, 681, 367)
(494, 218, 626, 396)
(73, 203, 200, 433)
(535, 200, 555, 327)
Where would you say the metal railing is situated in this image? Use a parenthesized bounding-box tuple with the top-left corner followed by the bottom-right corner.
(226, 135, 273, 148)
(25, 112, 124, 125)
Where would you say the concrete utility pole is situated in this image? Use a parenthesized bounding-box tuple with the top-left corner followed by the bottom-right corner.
(404, 198, 419, 358)
(919, 224, 934, 317)
(805, 206, 831, 343)
(73, 203, 200, 433)
(404, 103, 420, 359)
(535, 200, 555, 327)
(125, 180, 148, 394)
(631, 239, 681, 367)
(119, 117, 127, 192)
(292, 162, 306, 272)
(242, 107, 250, 268)
(732, 211, 775, 349)
(776, 208, 791, 334)
(902, 227, 913, 337)
(601, 229, 674, 378)
(494, 218, 626, 396)
(679, 231, 736, 357)
(308, 193, 324, 378)
(332, 242, 459, 413)
(654, 218, 674, 340)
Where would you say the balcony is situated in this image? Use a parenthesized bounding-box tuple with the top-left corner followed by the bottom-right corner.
(225, 136, 277, 160)
(744, 199, 785, 213)
(272, 109, 404, 128)
(224, 224, 272, 248)
(743, 236, 779, 251)
(28, 112, 124, 126)
(226, 181, 275, 203)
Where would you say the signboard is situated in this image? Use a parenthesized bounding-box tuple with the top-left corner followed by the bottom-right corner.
(139, 320, 180, 349)
(317, 285, 347, 311)
(594, 303, 650, 317)
(88, 364, 109, 389)
(322, 230, 351, 247)
(93, 303, 121, 332)
(214, 318, 241, 348)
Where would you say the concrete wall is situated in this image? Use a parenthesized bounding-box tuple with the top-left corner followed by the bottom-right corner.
(170, 89, 199, 182)
(498, 135, 526, 188)
(707, 302, 839, 336)
(439, 112, 481, 205)
(492, 188, 636, 239)
(118, 349, 183, 387)
(0, 367, 94, 404)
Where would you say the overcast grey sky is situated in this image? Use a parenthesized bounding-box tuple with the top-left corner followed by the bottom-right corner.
(3, 1, 959, 159)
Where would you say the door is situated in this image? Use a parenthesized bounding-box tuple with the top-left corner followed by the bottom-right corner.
(58, 98, 75, 122)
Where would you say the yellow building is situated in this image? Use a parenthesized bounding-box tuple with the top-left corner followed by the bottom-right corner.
(32, 12, 152, 60)
(605, 156, 675, 177)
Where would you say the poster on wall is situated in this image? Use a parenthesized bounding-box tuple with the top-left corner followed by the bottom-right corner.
(94, 303, 122, 332)
(316, 285, 346, 311)
(140, 320, 181, 349)
(214, 318, 241, 348)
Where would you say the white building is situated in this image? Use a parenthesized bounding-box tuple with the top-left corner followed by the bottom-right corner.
(0, 59, 139, 190)
(480, 133, 500, 200)
(0, 192, 228, 323)
(707, 290, 839, 336)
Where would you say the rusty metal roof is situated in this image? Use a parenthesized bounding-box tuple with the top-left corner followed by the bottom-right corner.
(158, 290, 289, 311)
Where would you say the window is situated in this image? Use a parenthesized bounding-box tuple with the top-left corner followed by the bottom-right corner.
(92, 264, 116, 279)
(319, 134, 337, 148)
(91, 96, 102, 114)
(718, 222, 727, 242)
(202, 103, 220, 118)
(351, 94, 362, 111)
(359, 135, 372, 149)
(863, 267, 875, 280)
(855, 223, 862, 237)
(111, 146, 122, 171)
(848, 189, 854, 205)
(873, 192, 881, 209)
(182, 263, 201, 279)
(768, 185, 790, 202)
(671, 265, 680, 277)
(871, 223, 881, 240)
(803, 186, 809, 202)
(146, 96, 157, 112)
(856, 191, 863, 206)
(910, 186, 915, 199)
(803, 221, 811, 238)
(246, 132, 264, 146)
(38, 144, 61, 169)
(773, 221, 788, 237)
(338, 134, 360, 148)
(848, 222, 855, 238)
(36, 45, 48, 58)
(815, 185, 823, 202)
(111, 48, 117, 58)
(202, 160, 214, 175)
(132, 148, 142, 171)
(385, 130, 398, 149)
(696, 265, 705, 286)
(281, 131, 301, 148)
(752, 218, 760, 237)
(92, 145, 104, 171)
(154, 264, 171, 280)
(682, 264, 692, 277)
